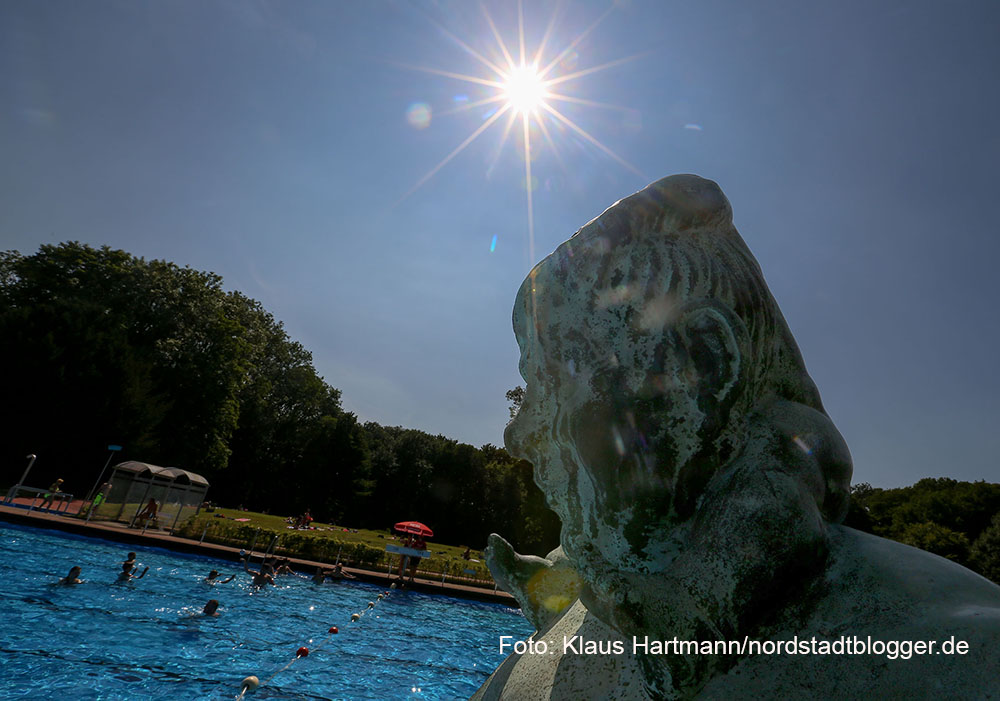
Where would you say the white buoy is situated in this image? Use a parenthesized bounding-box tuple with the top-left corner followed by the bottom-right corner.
(241, 675, 259, 691)
(351, 612, 361, 622)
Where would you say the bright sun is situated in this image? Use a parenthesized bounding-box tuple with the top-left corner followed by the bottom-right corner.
(502, 64, 548, 115)
(400, 3, 646, 261)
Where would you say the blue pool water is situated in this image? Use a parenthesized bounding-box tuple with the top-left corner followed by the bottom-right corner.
(0, 522, 530, 700)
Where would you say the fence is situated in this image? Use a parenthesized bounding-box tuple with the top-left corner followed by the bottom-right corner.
(2, 485, 76, 515)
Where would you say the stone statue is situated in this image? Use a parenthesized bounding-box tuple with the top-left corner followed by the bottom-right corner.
(476, 175, 1000, 699)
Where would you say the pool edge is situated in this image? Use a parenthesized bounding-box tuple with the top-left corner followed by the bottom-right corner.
(0, 504, 519, 606)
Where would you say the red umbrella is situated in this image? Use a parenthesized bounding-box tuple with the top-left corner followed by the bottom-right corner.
(394, 521, 433, 538)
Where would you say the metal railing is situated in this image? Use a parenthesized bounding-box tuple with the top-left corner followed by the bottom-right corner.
(2, 485, 76, 515)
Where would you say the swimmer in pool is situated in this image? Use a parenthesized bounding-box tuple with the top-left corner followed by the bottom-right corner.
(273, 558, 296, 576)
(202, 599, 220, 616)
(58, 566, 83, 585)
(327, 563, 356, 581)
(204, 569, 236, 584)
(117, 561, 149, 582)
(243, 558, 275, 589)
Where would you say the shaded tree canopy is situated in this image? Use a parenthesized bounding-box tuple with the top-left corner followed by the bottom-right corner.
(0, 242, 559, 553)
(971, 513, 1000, 583)
(847, 478, 1000, 583)
(1, 243, 253, 477)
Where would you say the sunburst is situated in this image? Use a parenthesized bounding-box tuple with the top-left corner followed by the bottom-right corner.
(502, 63, 549, 115)
(399, 2, 646, 261)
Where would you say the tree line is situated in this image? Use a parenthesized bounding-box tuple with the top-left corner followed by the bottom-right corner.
(0, 242, 558, 554)
(846, 478, 1000, 584)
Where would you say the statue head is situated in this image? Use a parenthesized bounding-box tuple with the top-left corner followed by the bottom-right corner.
(484, 175, 997, 701)
(505, 174, 850, 579)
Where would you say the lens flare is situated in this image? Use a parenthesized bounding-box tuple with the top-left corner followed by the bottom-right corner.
(406, 102, 432, 129)
(792, 435, 813, 455)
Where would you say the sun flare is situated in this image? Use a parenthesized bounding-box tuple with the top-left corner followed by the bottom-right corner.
(502, 64, 549, 115)
(399, 2, 646, 261)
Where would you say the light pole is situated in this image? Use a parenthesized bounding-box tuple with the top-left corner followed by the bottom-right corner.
(84, 445, 123, 505)
(5, 454, 38, 504)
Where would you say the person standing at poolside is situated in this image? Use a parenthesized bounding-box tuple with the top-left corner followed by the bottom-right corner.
(407, 537, 426, 582)
(396, 535, 415, 578)
(86, 481, 113, 517)
(39, 478, 64, 510)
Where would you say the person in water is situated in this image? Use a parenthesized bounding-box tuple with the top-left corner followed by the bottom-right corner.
(117, 561, 149, 582)
(204, 569, 236, 584)
(273, 558, 296, 576)
(242, 558, 275, 588)
(58, 566, 83, 585)
(202, 599, 221, 617)
(327, 563, 356, 581)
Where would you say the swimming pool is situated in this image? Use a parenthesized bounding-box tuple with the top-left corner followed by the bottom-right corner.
(0, 522, 530, 699)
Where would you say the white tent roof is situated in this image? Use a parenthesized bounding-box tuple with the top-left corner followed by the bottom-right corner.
(111, 461, 209, 487)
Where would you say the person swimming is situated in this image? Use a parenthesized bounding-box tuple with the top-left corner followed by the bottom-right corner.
(327, 563, 356, 581)
(204, 569, 236, 584)
(273, 558, 296, 576)
(242, 558, 275, 589)
(117, 561, 149, 582)
(58, 566, 83, 585)
(202, 599, 220, 616)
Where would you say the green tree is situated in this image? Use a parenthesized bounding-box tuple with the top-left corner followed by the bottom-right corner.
(292, 412, 372, 524)
(0, 243, 249, 482)
(970, 513, 1000, 583)
(0, 242, 363, 510)
(897, 521, 971, 562)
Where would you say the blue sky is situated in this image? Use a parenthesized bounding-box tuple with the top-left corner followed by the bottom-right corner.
(2, 0, 998, 488)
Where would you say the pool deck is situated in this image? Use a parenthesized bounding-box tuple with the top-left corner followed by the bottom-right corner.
(0, 502, 518, 606)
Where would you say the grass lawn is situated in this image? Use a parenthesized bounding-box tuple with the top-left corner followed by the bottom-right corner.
(175, 507, 493, 585)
